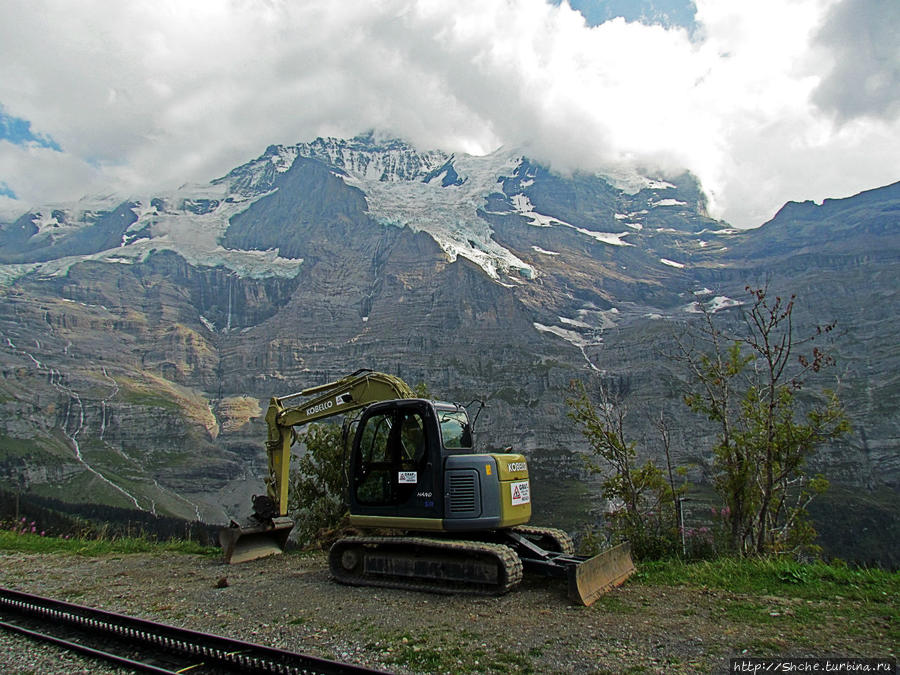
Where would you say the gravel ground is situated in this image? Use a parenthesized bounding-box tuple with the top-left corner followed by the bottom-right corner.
(0, 550, 894, 674)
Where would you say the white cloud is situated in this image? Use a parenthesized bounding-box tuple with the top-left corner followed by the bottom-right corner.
(812, 0, 900, 122)
(0, 0, 898, 227)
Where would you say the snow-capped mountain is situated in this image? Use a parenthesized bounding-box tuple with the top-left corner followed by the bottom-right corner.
(0, 134, 744, 357)
(1, 134, 725, 280)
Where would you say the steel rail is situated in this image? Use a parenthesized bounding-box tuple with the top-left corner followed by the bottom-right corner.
(0, 586, 389, 675)
(0, 618, 178, 674)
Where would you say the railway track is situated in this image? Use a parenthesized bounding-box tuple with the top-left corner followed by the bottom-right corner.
(0, 586, 389, 674)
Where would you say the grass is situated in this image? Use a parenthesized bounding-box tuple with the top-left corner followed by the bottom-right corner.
(45, 470, 144, 511)
(634, 555, 899, 650)
(0, 432, 73, 462)
(116, 376, 182, 411)
(0, 530, 218, 556)
(635, 556, 899, 604)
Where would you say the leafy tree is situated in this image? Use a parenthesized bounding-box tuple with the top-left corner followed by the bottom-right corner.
(677, 286, 850, 556)
(287, 422, 347, 547)
(567, 379, 686, 559)
(285, 379, 434, 547)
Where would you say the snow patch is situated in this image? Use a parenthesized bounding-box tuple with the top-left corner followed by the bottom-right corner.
(614, 213, 644, 231)
(511, 194, 567, 228)
(684, 295, 742, 313)
(660, 258, 685, 269)
(578, 229, 632, 246)
(342, 147, 536, 281)
(534, 322, 593, 347)
(709, 295, 743, 312)
(596, 167, 676, 194)
(0, 187, 304, 285)
(33, 212, 64, 233)
(532, 246, 559, 256)
(575, 307, 620, 330)
(0, 142, 698, 287)
(560, 316, 591, 329)
(271, 146, 299, 172)
(511, 192, 632, 246)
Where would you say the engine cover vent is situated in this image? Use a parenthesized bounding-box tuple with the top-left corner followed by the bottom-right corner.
(446, 469, 481, 518)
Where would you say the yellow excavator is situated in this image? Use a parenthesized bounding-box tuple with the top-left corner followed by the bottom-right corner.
(220, 369, 634, 605)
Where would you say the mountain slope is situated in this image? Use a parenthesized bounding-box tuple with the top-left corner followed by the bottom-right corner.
(0, 135, 896, 564)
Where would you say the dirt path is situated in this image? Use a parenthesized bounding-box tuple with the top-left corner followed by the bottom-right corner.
(0, 551, 893, 674)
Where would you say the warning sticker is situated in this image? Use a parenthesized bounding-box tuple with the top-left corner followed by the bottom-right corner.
(398, 471, 417, 484)
(510, 480, 531, 506)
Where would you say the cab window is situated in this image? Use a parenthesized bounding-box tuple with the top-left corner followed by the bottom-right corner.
(439, 411, 472, 450)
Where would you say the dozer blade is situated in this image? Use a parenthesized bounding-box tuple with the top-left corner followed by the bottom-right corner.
(219, 517, 294, 564)
(567, 542, 635, 606)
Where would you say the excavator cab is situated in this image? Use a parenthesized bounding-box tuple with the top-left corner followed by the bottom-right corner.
(350, 400, 438, 521)
(346, 399, 531, 532)
(330, 398, 633, 604)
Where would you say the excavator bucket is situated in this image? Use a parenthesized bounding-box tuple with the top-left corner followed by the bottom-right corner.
(567, 542, 636, 606)
(219, 517, 294, 565)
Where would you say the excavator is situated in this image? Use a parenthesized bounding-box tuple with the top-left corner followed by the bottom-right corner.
(220, 369, 634, 605)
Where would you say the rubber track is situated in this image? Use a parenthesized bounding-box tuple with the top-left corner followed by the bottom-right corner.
(511, 525, 576, 555)
(329, 536, 523, 596)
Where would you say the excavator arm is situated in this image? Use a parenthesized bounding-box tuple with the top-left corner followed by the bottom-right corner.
(262, 369, 415, 518)
(221, 369, 415, 563)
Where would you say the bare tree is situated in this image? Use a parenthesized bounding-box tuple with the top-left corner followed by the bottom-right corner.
(676, 285, 849, 556)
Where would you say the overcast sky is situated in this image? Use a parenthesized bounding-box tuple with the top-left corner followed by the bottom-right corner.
(1, 0, 898, 227)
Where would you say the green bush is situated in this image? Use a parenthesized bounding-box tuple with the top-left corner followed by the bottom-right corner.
(287, 423, 348, 547)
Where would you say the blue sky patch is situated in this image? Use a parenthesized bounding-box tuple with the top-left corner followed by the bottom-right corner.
(556, 0, 697, 30)
(0, 181, 15, 199)
(0, 104, 62, 152)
